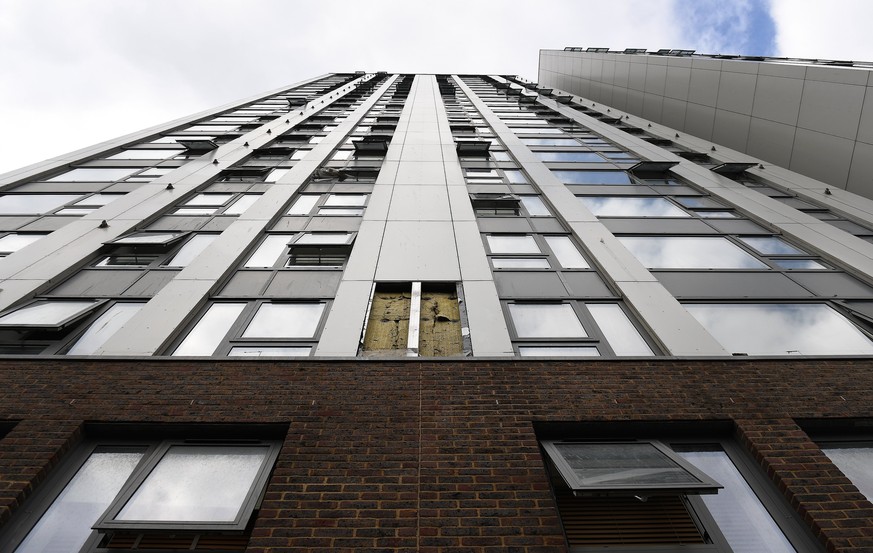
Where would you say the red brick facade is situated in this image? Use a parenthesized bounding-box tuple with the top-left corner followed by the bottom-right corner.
(1, 357, 872, 551)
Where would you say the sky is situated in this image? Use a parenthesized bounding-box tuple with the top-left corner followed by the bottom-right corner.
(1, 0, 872, 174)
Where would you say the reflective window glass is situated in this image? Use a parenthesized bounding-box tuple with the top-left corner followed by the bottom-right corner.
(739, 236, 806, 256)
(115, 445, 267, 523)
(685, 303, 873, 355)
(518, 346, 599, 357)
(106, 149, 181, 160)
(244, 235, 289, 268)
(224, 194, 260, 215)
(0, 233, 44, 254)
(675, 196, 724, 209)
(492, 258, 550, 269)
(295, 233, 352, 245)
(74, 194, 124, 207)
(265, 168, 290, 182)
(521, 138, 580, 147)
(508, 303, 587, 338)
(174, 207, 216, 216)
(184, 194, 233, 206)
(579, 196, 689, 217)
(520, 196, 550, 216)
(0, 301, 101, 327)
(166, 235, 217, 267)
(544, 236, 589, 269)
(771, 259, 827, 270)
(242, 303, 325, 338)
(67, 303, 144, 355)
(821, 447, 873, 500)
(678, 450, 797, 553)
(504, 170, 528, 184)
(535, 152, 603, 162)
(324, 194, 367, 207)
(172, 303, 246, 356)
(0, 194, 81, 214)
(47, 168, 140, 182)
(587, 304, 653, 356)
(618, 237, 768, 269)
(554, 170, 632, 185)
(287, 195, 319, 215)
(486, 235, 540, 254)
(13, 450, 144, 553)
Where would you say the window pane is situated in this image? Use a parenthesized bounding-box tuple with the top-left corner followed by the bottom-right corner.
(587, 304, 653, 356)
(112, 232, 185, 246)
(579, 196, 689, 217)
(0, 194, 81, 214)
(74, 194, 124, 207)
(544, 236, 589, 268)
(739, 236, 806, 255)
(324, 194, 367, 207)
(555, 442, 704, 487)
(486, 235, 540, 254)
(554, 170, 632, 185)
(0, 301, 100, 326)
(521, 138, 580, 146)
(771, 259, 827, 270)
(116, 446, 267, 522)
(0, 234, 44, 253)
(67, 303, 144, 355)
(295, 233, 351, 245)
(265, 168, 289, 182)
(174, 207, 216, 216)
(492, 258, 550, 269)
(172, 303, 245, 356)
(504, 170, 529, 184)
(520, 196, 550, 216)
(822, 447, 873, 500)
(47, 168, 139, 182)
(244, 235, 289, 267)
(518, 346, 599, 357)
(287, 195, 319, 215)
(318, 207, 364, 216)
(106, 149, 180, 160)
(508, 303, 586, 338)
(14, 450, 144, 553)
(224, 194, 260, 215)
(535, 151, 603, 162)
(184, 194, 233, 206)
(619, 236, 767, 269)
(678, 450, 797, 553)
(685, 303, 873, 355)
(166, 235, 217, 268)
(242, 303, 325, 338)
(228, 346, 311, 357)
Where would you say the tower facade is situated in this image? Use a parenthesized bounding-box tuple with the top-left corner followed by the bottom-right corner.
(0, 71, 871, 552)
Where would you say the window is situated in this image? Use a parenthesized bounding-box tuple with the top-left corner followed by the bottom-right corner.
(66, 303, 144, 355)
(579, 196, 689, 218)
(241, 303, 324, 339)
(165, 234, 217, 267)
(486, 234, 540, 254)
(47, 167, 141, 182)
(543, 236, 589, 269)
(0, 233, 46, 256)
(554, 170, 632, 185)
(535, 151, 604, 162)
(618, 236, 767, 269)
(172, 303, 246, 356)
(0, 300, 104, 330)
(508, 303, 587, 338)
(0, 194, 82, 215)
(0, 431, 280, 552)
(685, 303, 873, 355)
(541, 433, 820, 552)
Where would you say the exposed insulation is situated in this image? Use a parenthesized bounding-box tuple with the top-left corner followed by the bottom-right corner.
(419, 286, 463, 357)
(362, 288, 410, 351)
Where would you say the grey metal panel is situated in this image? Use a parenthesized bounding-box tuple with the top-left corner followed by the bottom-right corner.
(704, 219, 771, 234)
(848, 141, 873, 197)
(790, 128, 854, 187)
(493, 272, 568, 298)
(475, 218, 533, 233)
(313, 279, 372, 356)
(688, 69, 720, 107)
(264, 271, 342, 298)
(387, 186, 452, 220)
(653, 271, 813, 298)
(13, 182, 107, 193)
(711, 109, 751, 152)
(858, 86, 873, 144)
(600, 218, 718, 235)
(304, 217, 362, 232)
(560, 272, 614, 298)
(122, 270, 178, 297)
(50, 270, 142, 296)
(461, 280, 514, 356)
(716, 71, 757, 114)
(217, 271, 272, 297)
(200, 217, 238, 232)
(746, 118, 796, 167)
(271, 217, 308, 232)
(797, 80, 865, 140)
(788, 272, 873, 298)
(0, 217, 35, 230)
(751, 75, 803, 125)
(530, 219, 566, 233)
(684, 102, 716, 140)
(18, 217, 85, 232)
(376, 221, 460, 281)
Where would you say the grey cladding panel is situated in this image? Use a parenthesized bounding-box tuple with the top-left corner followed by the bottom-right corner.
(530, 219, 567, 233)
(264, 271, 342, 298)
(653, 271, 813, 298)
(600, 218, 717, 235)
(560, 272, 614, 298)
(200, 217, 238, 232)
(494, 272, 568, 298)
(476, 218, 533, 233)
(788, 272, 873, 298)
(0, 217, 35, 231)
(50, 269, 142, 296)
(218, 271, 272, 296)
(305, 217, 362, 232)
(20, 217, 78, 232)
(122, 270, 178, 296)
(705, 219, 771, 234)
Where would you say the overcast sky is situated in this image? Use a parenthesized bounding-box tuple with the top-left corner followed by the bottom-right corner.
(1, 0, 872, 174)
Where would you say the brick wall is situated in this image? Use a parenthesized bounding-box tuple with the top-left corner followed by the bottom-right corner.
(0, 357, 871, 551)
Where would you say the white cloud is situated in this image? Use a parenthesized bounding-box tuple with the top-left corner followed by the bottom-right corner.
(771, 0, 873, 61)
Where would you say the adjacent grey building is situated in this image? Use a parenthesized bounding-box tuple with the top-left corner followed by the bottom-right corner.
(539, 48, 873, 199)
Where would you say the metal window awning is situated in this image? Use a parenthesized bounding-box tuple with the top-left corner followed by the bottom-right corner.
(352, 136, 391, 155)
(711, 162, 757, 175)
(628, 161, 679, 176)
(176, 139, 218, 152)
(456, 140, 492, 157)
